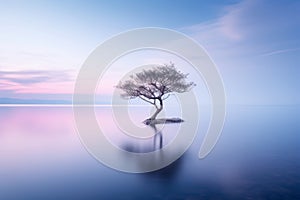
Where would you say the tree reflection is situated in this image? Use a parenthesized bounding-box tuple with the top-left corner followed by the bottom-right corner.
(122, 119, 183, 153)
(150, 124, 163, 150)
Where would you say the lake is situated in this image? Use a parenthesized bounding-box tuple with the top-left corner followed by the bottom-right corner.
(0, 105, 299, 199)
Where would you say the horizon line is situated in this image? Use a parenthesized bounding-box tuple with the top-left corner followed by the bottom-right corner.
(0, 104, 155, 107)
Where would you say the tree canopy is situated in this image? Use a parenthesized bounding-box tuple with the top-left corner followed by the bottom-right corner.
(116, 63, 195, 120)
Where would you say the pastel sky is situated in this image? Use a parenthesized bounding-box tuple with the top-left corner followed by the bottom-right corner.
(0, 0, 299, 104)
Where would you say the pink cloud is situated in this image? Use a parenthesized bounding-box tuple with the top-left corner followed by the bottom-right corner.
(0, 70, 75, 94)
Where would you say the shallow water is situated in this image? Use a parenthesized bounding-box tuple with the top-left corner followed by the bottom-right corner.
(0, 105, 299, 199)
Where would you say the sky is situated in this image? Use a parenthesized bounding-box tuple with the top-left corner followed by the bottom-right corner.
(0, 0, 299, 104)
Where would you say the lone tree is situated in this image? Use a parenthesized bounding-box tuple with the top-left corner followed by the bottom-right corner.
(116, 63, 195, 120)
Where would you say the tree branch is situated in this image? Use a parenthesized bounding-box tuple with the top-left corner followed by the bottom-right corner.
(162, 94, 171, 100)
(138, 95, 155, 105)
(153, 99, 159, 109)
(150, 82, 164, 97)
(136, 89, 156, 100)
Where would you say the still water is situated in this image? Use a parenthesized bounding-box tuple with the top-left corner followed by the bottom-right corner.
(0, 105, 299, 199)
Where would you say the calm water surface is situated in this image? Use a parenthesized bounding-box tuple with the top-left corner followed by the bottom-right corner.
(0, 105, 299, 200)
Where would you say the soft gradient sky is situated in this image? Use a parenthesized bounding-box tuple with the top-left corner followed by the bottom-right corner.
(0, 0, 299, 104)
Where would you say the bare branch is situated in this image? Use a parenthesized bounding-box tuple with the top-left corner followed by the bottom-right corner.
(138, 95, 155, 105)
(162, 94, 171, 100)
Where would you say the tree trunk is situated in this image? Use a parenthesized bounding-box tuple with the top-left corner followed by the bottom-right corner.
(150, 98, 163, 120)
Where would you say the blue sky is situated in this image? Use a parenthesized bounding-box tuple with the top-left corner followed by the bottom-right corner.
(0, 0, 299, 104)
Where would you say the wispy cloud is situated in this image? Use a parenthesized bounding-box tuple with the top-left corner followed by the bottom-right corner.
(0, 70, 75, 94)
(181, 0, 300, 58)
(183, 0, 256, 42)
(179, 0, 300, 105)
(181, 0, 256, 42)
(260, 48, 300, 57)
